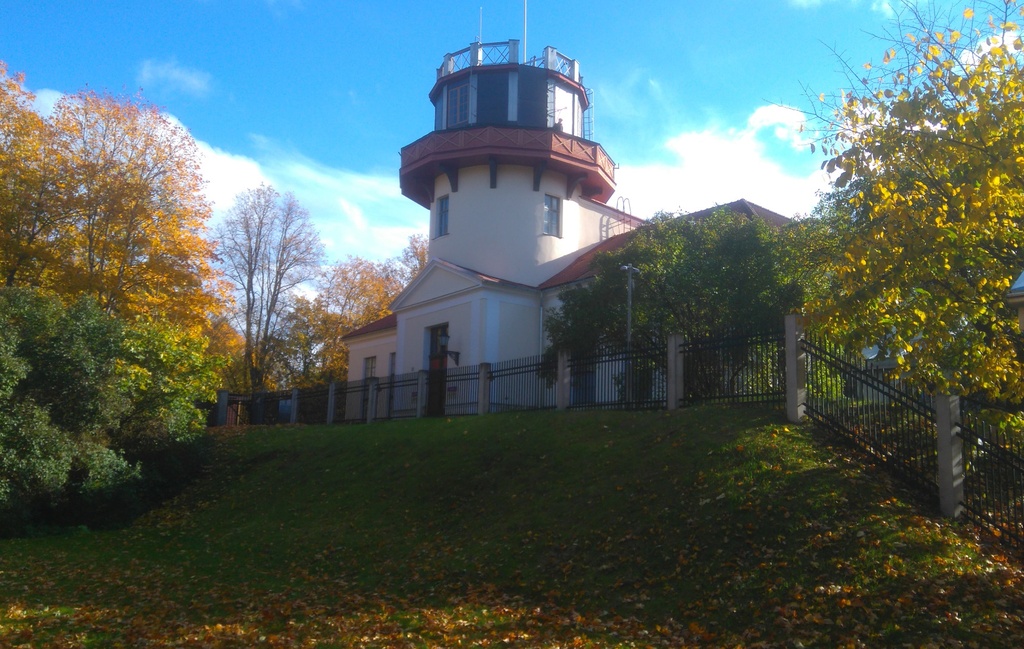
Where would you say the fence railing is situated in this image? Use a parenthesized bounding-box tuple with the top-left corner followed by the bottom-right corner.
(569, 344, 666, 410)
(680, 331, 785, 407)
(375, 371, 421, 421)
(959, 400, 1024, 550)
(792, 321, 1023, 554)
(488, 355, 556, 413)
(802, 333, 939, 500)
(210, 332, 784, 427)
(436, 40, 581, 83)
(444, 364, 482, 416)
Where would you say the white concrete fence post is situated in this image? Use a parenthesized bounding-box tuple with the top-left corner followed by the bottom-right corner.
(785, 314, 806, 424)
(290, 388, 300, 424)
(215, 389, 229, 427)
(326, 382, 336, 425)
(477, 363, 491, 415)
(415, 371, 428, 418)
(935, 393, 965, 519)
(556, 350, 571, 411)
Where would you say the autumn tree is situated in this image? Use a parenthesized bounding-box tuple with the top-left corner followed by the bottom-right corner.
(0, 63, 64, 288)
(395, 233, 429, 284)
(813, 1, 1024, 400)
(267, 235, 429, 388)
(216, 185, 323, 392)
(0, 66, 223, 331)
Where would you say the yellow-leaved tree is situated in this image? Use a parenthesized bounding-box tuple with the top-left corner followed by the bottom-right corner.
(0, 62, 65, 288)
(49, 89, 223, 330)
(813, 1, 1024, 400)
(0, 65, 223, 331)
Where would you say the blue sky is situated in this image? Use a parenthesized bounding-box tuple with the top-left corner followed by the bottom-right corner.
(1, 0, 960, 261)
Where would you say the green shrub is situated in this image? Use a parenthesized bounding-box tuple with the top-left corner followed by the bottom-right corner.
(0, 288, 217, 535)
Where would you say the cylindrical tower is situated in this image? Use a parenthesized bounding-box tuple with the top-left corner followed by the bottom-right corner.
(400, 40, 617, 287)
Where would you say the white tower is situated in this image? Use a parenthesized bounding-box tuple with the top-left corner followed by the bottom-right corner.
(400, 40, 618, 286)
(345, 40, 638, 385)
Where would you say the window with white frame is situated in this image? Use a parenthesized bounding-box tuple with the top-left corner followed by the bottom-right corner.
(543, 194, 561, 236)
(447, 81, 470, 127)
(364, 356, 377, 379)
(435, 195, 449, 238)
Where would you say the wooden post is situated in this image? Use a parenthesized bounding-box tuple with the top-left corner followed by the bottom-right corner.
(785, 314, 806, 424)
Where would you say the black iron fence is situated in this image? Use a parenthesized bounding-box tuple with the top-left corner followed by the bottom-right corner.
(960, 400, 1024, 550)
(488, 355, 556, 413)
(680, 331, 785, 407)
(568, 343, 666, 410)
(224, 393, 251, 426)
(296, 385, 330, 425)
(442, 364, 481, 416)
(375, 371, 421, 420)
(801, 333, 939, 500)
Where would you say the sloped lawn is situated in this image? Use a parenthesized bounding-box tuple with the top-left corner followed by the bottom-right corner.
(1, 406, 1022, 647)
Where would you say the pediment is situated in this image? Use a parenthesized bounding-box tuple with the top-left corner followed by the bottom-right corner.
(391, 260, 485, 311)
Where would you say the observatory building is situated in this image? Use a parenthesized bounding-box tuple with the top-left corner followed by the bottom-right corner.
(344, 40, 642, 383)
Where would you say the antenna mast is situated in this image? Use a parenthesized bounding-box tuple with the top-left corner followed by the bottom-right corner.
(523, 0, 528, 60)
(478, 7, 482, 43)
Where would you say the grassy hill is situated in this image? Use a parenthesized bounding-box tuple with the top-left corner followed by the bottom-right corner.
(1, 406, 1022, 647)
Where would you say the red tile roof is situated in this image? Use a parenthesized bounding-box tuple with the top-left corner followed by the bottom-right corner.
(684, 198, 792, 228)
(537, 231, 635, 290)
(342, 312, 397, 340)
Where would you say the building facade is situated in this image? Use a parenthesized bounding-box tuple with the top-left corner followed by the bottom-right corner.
(344, 40, 642, 381)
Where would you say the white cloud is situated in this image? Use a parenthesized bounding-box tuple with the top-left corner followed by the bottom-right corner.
(30, 88, 62, 116)
(611, 104, 829, 220)
(788, 0, 894, 16)
(198, 136, 426, 262)
(137, 59, 212, 98)
(196, 142, 270, 217)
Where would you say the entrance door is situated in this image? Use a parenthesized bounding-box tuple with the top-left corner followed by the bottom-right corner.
(427, 324, 448, 416)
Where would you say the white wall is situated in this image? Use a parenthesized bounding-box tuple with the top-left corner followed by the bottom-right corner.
(428, 164, 631, 287)
(347, 331, 398, 381)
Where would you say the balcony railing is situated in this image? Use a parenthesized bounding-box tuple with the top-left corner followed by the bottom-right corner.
(437, 40, 581, 83)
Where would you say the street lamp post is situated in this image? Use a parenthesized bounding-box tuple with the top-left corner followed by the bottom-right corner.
(620, 264, 640, 352)
(620, 264, 640, 406)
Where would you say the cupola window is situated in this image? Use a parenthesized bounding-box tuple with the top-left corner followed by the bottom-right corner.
(447, 81, 470, 127)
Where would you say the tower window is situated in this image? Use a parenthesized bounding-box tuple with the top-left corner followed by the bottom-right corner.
(447, 81, 470, 127)
(543, 194, 561, 237)
(435, 195, 449, 238)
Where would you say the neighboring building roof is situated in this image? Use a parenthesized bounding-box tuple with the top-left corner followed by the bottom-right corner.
(537, 231, 635, 290)
(1011, 270, 1024, 296)
(684, 198, 792, 228)
(342, 312, 397, 341)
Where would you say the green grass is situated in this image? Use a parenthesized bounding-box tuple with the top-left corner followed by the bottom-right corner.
(1, 406, 1022, 647)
